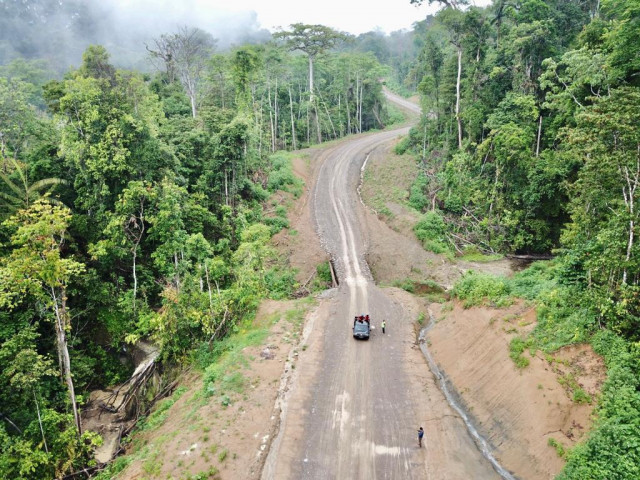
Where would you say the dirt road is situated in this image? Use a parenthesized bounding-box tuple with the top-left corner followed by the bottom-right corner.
(262, 100, 501, 479)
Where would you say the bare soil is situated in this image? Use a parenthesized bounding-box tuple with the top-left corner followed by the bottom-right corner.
(113, 119, 605, 480)
(427, 302, 605, 479)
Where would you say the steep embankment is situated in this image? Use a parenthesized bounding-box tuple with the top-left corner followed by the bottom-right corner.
(426, 302, 605, 480)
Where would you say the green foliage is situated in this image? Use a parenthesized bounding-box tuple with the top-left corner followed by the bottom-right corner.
(452, 271, 513, 308)
(314, 262, 333, 289)
(557, 330, 640, 479)
(548, 437, 566, 458)
(0, 411, 101, 480)
(265, 266, 299, 299)
(93, 456, 133, 480)
(459, 245, 503, 262)
(414, 210, 453, 256)
(408, 172, 430, 211)
(393, 278, 415, 293)
(509, 337, 532, 368)
(267, 153, 304, 197)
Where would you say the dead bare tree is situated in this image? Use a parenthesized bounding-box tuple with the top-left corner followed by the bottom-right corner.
(148, 26, 216, 118)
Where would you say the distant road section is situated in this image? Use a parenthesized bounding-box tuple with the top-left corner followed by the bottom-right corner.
(383, 88, 421, 115)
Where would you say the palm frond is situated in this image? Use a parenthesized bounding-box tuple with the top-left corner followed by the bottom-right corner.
(28, 178, 68, 194)
(0, 171, 26, 198)
(0, 191, 22, 204)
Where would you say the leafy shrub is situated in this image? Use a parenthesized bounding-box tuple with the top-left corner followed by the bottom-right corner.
(511, 261, 558, 300)
(264, 215, 289, 234)
(267, 153, 303, 197)
(572, 388, 592, 404)
(394, 135, 411, 155)
(392, 278, 415, 293)
(265, 266, 298, 299)
(548, 437, 566, 458)
(414, 211, 453, 256)
(310, 261, 333, 291)
(408, 172, 429, 211)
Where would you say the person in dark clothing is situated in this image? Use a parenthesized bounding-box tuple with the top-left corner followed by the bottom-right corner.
(381, 320, 386, 334)
(418, 427, 424, 447)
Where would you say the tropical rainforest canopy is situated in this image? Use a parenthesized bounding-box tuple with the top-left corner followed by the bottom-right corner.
(0, 0, 638, 478)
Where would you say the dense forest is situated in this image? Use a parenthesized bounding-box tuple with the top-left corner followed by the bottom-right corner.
(1, 0, 639, 478)
(403, 0, 640, 477)
(0, 3, 410, 477)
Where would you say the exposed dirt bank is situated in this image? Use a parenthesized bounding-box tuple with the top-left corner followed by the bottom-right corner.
(427, 302, 605, 479)
(117, 299, 315, 480)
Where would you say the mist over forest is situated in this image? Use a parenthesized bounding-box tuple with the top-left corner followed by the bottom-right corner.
(2, 0, 639, 478)
(0, 0, 273, 72)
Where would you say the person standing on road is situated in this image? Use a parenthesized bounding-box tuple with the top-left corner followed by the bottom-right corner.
(418, 427, 424, 447)
(381, 320, 386, 334)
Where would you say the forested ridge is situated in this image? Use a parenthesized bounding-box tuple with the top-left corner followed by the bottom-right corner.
(0, 0, 639, 478)
(404, 0, 640, 477)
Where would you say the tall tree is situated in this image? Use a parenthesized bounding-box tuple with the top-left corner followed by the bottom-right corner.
(0, 200, 86, 435)
(274, 24, 348, 143)
(438, 7, 467, 149)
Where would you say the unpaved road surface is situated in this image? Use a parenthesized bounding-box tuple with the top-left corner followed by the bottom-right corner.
(262, 94, 501, 479)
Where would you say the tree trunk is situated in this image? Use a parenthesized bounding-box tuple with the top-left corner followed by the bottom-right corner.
(51, 287, 82, 435)
(274, 77, 279, 149)
(308, 56, 314, 103)
(536, 114, 542, 157)
(307, 57, 321, 144)
(268, 83, 276, 152)
(34, 391, 49, 453)
(455, 45, 463, 149)
(132, 249, 138, 311)
(622, 157, 640, 284)
(288, 85, 297, 150)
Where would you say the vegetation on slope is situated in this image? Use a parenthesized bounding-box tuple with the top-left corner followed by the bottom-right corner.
(401, 1, 640, 476)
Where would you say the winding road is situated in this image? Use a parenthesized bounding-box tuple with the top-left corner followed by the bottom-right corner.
(262, 91, 502, 479)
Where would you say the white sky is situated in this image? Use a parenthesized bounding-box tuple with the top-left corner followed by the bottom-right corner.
(190, 0, 441, 35)
(236, 0, 438, 34)
(112, 1, 493, 39)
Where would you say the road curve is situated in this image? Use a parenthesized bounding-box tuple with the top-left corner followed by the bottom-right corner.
(262, 97, 500, 480)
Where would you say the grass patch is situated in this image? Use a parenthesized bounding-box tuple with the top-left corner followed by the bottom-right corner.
(459, 245, 504, 262)
(509, 337, 533, 368)
(93, 456, 133, 479)
(218, 449, 228, 462)
(134, 386, 188, 434)
(548, 437, 566, 458)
